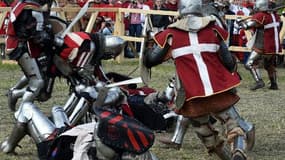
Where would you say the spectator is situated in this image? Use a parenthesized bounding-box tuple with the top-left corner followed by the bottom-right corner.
(0, 0, 8, 59)
(92, 15, 106, 33)
(100, 0, 120, 22)
(151, 0, 170, 33)
(145, 0, 154, 9)
(164, 0, 177, 11)
(127, 0, 150, 53)
(76, 0, 90, 31)
(121, 0, 132, 33)
(101, 21, 113, 35)
(93, 0, 107, 18)
(241, 0, 254, 9)
(164, 0, 177, 23)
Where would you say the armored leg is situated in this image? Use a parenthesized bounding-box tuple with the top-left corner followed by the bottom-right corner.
(244, 51, 264, 90)
(18, 52, 44, 104)
(226, 106, 255, 151)
(51, 106, 70, 128)
(63, 92, 79, 117)
(264, 55, 278, 90)
(68, 97, 90, 126)
(0, 122, 27, 153)
(15, 102, 56, 144)
(13, 75, 29, 90)
(7, 87, 26, 112)
(268, 72, 278, 90)
(7, 75, 29, 111)
(190, 116, 232, 160)
(159, 115, 190, 149)
(215, 106, 250, 160)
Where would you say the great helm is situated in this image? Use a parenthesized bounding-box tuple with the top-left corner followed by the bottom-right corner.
(254, 0, 269, 11)
(178, 0, 202, 16)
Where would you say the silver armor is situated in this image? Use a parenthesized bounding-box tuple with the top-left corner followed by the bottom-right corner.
(178, 0, 202, 16)
(15, 102, 56, 143)
(214, 106, 251, 160)
(67, 84, 125, 125)
(245, 51, 265, 90)
(191, 115, 232, 160)
(7, 75, 28, 111)
(1, 102, 70, 153)
(18, 52, 44, 104)
(63, 92, 80, 116)
(102, 35, 126, 59)
(171, 115, 190, 145)
(51, 106, 70, 128)
(254, 0, 269, 11)
(68, 97, 90, 125)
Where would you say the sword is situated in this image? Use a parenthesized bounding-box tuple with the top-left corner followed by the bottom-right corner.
(60, 0, 93, 38)
(268, 5, 285, 12)
(106, 77, 143, 88)
(139, 14, 152, 85)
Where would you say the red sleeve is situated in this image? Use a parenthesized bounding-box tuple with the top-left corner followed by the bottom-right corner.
(212, 24, 229, 41)
(251, 12, 265, 25)
(153, 29, 173, 48)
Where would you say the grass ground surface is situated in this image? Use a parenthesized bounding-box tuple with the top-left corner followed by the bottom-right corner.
(0, 59, 285, 160)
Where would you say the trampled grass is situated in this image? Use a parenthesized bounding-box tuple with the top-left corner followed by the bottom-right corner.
(0, 59, 285, 160)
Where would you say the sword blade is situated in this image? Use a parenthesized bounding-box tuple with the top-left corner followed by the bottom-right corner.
(106, 77, 143, 88)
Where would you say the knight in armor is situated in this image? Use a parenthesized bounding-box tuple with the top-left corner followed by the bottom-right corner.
(6, 0, 53, 112)
(0, 30, 127, 155)
(143, 0, 254, 159)
(0, 84, 157, 160)
(159, 0, 255, 151)
(238, 0, 281, 90)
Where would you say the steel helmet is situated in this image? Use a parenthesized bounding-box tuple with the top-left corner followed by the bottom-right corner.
(178, 0, 202, 16)
(254, 0, 269, 11)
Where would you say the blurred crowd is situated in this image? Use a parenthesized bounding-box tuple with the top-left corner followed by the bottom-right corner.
(0, 0, 284, 59)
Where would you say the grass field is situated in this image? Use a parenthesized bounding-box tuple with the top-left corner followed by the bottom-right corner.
(0, 59, 285, 160)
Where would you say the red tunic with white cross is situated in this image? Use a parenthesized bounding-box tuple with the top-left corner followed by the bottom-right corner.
(251, 11, 281, 54)
(154, 23, 240, 101)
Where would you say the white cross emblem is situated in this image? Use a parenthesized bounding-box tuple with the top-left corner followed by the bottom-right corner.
(172, 33, 220, 96)
(264, 13, 280, 54)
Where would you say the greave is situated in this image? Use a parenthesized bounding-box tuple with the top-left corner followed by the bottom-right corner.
(191, 116, 232, 160)
(0, 122, 27, 153)
(249, 67, 262, 82)
(171, 115, 190, 144)
(63, 92, 79, 117)
(27, 119, 56, 144)
(232, 136, 247, 160)
(21, 91, 35, 105)
(215, 107, 249, 160)
(51, 106, 70, 128)
(245, 51, 263, 83)
(269, 72, 278, 90)
(13, 75, 29, 90)
(14, 102, 56, 144)
(12, 88, 26, 98)
(69, 97, 90, 126)
(7, 87, 26, 112)
(18, 52, 44, 101)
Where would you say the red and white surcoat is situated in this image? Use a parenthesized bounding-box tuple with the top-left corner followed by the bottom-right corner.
(5, 0, 42, 57)
(251, 11, 281, 54)
(60, 32, 92, 68)
(154, 24, 240, 101)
